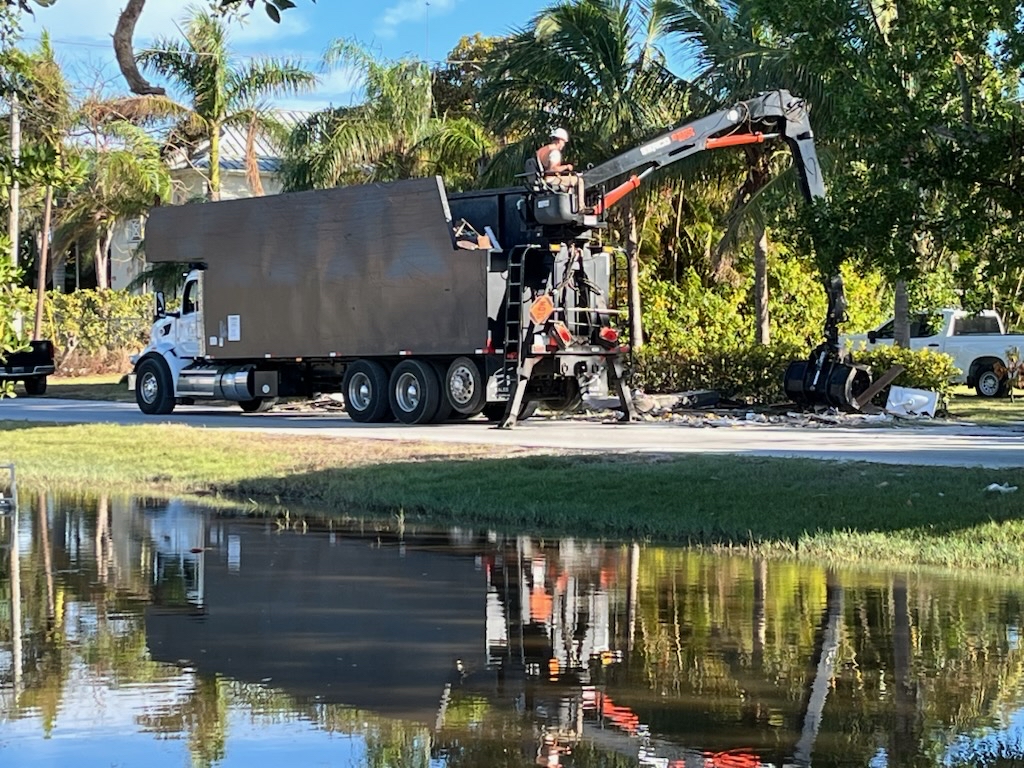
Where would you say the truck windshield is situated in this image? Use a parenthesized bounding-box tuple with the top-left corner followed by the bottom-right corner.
(873, 314, 939, 339)
(952, 315, 1001, 335)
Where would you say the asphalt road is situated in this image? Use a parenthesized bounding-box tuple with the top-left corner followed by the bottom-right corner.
(2, 397, 1024, 470)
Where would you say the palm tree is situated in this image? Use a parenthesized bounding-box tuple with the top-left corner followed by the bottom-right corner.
(54, 122, 172, 290)
(138, 7, 318, 201)
(5, 34, 79, 333)
(280, 42, 494, 192)
(655, 0, 827, 344)
(480, 0, 685, 348)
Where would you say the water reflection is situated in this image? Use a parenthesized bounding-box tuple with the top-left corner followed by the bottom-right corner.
(1, 492, 1024, 767)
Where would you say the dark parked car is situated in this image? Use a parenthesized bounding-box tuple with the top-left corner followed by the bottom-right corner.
(1, 339, 55, 395)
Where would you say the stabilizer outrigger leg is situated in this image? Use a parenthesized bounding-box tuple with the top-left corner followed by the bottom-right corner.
(610, 356, 638, 422)
(497, 357, 538, 429)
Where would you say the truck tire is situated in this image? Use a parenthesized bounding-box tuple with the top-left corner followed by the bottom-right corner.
(239, 397, 277, 413)
(389, 359, 442, 425)
(482, 400, 539, 422)
(975, 364, 1010, 398)
(547, 379, 582, 413)
(23, 376, 47, 396)
(343, 360, 392, 422)
(429, 362, 453, 423)
(443, 356, 486, 416)
(136, 357, 176, 415)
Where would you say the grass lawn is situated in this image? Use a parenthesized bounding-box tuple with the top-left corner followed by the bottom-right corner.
(944, 385, 1024, 425)
(45, 372, 135, 402)
(1, 420, 1023, 573)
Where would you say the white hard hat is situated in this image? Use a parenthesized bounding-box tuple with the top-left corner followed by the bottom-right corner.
(550, 127, 569, 142)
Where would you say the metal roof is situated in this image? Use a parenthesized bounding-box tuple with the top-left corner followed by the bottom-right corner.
(166, 110, 309, 173)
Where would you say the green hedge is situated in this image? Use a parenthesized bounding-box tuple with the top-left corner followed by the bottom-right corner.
(633, 342, 806, 403)
(634, 342, 959, 405)
(11, 288, 152, 373)
(851, 345, 960, 402)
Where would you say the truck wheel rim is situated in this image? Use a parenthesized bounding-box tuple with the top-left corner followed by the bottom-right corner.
(980, 372, 1000, 396)
(449, 365, 475, 406)
(348, 372, 373, 411)
(140, 372, 158, 404)
(396, 372, 421, 412)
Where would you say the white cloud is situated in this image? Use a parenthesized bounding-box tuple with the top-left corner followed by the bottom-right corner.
(374, 0, 456, 39)
(316, 66, 364, 101)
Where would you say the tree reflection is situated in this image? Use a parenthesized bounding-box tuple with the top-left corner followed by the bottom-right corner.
(3, 497, 1024, 767)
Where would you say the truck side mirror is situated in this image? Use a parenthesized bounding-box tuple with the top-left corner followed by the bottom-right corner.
(154, 291, 166, 320)
(867, 331, 877, 343)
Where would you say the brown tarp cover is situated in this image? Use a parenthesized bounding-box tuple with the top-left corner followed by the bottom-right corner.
(145, 177, 489, 358)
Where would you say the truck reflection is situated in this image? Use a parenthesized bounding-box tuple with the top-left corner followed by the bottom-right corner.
(138, 502, 780, 767)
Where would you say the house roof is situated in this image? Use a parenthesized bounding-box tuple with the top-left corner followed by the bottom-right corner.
(167, 110, 309, 174)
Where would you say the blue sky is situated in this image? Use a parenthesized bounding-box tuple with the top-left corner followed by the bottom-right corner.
(19, 0, 557, 110)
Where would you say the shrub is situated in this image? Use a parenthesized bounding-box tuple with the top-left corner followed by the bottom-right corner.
(634, 342, 958, 407)
(633, 342, 806, 403)
(851, 345, 960, 403)
(11, 288, 152, 375)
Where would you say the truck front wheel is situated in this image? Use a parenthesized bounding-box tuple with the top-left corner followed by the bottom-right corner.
(136, 357, 176, 415)
(343, 360, 392, 422)
(23, 376, 47, 396)
(975, 364, 1010, 398)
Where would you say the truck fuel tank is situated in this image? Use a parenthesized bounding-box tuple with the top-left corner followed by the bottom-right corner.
(177, 366, 255, 401)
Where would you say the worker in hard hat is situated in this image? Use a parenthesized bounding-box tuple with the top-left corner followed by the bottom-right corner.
(535, 127, 585, 208)
(537, 128, 574, 174)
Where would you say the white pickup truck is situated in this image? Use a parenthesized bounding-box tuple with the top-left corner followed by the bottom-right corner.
(843, 308, 1024, 397)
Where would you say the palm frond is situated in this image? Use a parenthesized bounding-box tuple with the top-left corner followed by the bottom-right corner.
(81, 94, 191, 126)
(226, 57, 319, 104)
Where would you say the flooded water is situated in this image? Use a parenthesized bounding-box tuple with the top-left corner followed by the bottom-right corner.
(2, 492, 1024, 767)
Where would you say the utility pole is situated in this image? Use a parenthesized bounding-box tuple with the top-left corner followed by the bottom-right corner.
(8, 91, 22, 336)
(425, 1, 430, 62)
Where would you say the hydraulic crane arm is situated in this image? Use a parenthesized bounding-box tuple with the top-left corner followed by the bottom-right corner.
(523, 89, 870, 411)
(581, 90, 825, 212)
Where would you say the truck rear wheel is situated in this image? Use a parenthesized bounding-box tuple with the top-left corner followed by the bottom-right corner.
(23, 376, 47, 396)
(975, 364, 1009, 398)
(344, 360, 392, 422)
(389, 359, 442, 424)
(429, 362, 453, 423)
(136, 357, 176, 415)
(443, 356, 486, 416)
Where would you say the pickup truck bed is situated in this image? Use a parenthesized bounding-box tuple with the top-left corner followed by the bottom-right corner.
(1, 340, 56, 395)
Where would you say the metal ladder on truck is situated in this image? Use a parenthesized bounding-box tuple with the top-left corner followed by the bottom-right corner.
(497, 244, 540, 429)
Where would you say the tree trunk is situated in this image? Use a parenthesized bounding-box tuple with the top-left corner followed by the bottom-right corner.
(893, 279, 910, 347)
(209, 124, 222, 201)
(626, 208, 643, 349)
(113, 0, 166, 96)
(95, 227, 113, 291)
(33, 185, 53, 340)
(754, 225, 770, 345)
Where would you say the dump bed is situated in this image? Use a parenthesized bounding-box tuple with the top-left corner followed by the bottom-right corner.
(145, 177, 489, 359)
